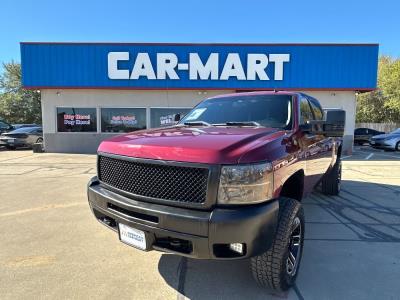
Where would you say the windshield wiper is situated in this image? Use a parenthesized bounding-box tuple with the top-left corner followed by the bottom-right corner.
(224, 121, 261, 127)
(183, 121, 212, 127)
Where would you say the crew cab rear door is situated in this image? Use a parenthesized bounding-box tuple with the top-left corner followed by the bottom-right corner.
(299, 97, 333, 189)
(308, 98, 333, 173)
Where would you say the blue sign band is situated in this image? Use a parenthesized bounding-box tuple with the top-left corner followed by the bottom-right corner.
(21, 43, 378, 90)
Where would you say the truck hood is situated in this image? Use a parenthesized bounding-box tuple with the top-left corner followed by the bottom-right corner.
(98, 126, 285, 164)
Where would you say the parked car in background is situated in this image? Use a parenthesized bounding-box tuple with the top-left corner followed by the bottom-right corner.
(12, 123, 40, 129)
(0, 119, 14, 135)
(370, 128, 400, 151)
(354, 128, 385, 145)
(0, 126, 43, 150)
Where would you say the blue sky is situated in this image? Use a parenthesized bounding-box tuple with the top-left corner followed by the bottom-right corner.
(0, 0, 399, 65)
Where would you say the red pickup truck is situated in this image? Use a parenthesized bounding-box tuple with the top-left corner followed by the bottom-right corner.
(88, 91, 345, 291)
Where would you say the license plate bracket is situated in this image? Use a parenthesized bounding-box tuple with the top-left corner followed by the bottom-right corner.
(118, 223, 152, 251)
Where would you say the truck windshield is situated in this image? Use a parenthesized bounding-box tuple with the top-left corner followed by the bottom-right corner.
(181, 95, 293, 129)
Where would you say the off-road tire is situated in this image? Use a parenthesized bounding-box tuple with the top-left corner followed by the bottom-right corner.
(251, 197, 304, 291)
(321, 158, 342, 195)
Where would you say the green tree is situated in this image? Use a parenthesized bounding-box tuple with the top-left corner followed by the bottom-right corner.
(356, 56, 400, 123)
(0, 62, 41, 124)
(379, 56, 400, 120)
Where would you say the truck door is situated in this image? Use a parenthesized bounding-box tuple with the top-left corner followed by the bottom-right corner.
(308, 98, 333, 176)
(299, 97, 331, 189)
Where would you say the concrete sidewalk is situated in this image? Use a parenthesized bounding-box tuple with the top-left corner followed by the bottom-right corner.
(0, 150, 399, 299)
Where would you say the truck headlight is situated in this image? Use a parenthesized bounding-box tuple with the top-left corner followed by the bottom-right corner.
(218, 162, 274, 205)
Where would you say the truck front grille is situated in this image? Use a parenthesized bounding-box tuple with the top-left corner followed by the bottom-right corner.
(98, 155, 209, 204)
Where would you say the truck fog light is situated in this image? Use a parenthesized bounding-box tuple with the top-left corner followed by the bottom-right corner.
(229, 243, 244, 254)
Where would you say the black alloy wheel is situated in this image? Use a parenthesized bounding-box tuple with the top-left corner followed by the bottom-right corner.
(251, 197, 305, 291)
(286, 216, 302, 276)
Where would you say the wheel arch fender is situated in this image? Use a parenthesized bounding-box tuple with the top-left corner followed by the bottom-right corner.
(277, 169, 305, 201)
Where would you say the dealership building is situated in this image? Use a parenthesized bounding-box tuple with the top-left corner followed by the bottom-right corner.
(20, 42, 378, 154)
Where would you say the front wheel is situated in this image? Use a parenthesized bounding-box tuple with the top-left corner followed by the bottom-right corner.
(251, 197, 304, 291)
(396, 142, 400, 152)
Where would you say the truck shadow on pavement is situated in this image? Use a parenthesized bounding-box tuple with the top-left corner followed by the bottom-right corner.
(158, 254, 290, 300)
(158, 179, 400, 300)
(306, 180, 400, 243)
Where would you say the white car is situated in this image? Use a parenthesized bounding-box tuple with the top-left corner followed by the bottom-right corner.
(370, 128, 400, 151)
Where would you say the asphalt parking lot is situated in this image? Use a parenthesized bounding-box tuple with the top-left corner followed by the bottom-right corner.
(0, 146, 399, 299)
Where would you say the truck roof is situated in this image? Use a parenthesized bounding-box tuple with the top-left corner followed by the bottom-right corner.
(207, 90, 301, 100)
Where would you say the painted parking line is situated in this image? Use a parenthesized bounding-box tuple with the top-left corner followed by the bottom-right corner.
(353, 148, 400, 160)
(356, 151, 400, 160)
(365, 153, 374, 160)
(0, 202, 85, 218)
(376, 153, 400, 159)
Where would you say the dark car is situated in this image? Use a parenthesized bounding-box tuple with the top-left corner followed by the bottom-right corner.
(0, 126, 43, 149)
(12, 123, 40, 130)
(0, 119, 14, 135)
(354, 127, 385, 145)
(370, 128, 400, 151)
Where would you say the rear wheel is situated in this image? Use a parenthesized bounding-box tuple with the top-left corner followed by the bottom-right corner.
(321, 158, 341, 195)
(36, 137, 43, 143)
(251, 198, 304, 291)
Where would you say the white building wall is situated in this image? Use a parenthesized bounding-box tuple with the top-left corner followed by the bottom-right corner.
(41, 89, 234, 153)
(41, 89, 355, 154)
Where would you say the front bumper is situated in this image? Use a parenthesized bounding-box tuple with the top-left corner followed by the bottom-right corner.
(88, 177, 279, 259)
(0, 138, 26, 147)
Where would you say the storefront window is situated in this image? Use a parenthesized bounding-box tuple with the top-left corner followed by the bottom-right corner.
(101, 108, 146, 133)
(150, 108, 191, 128)
(57, 107, 97, 132)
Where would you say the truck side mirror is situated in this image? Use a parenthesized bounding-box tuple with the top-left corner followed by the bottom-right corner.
(323, 109, 346, 137)
(301, 109, 345, 137)
(174, 113, 181, 122)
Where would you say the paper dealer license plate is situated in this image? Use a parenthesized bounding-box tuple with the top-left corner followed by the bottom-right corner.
(119, 223, 147, 250)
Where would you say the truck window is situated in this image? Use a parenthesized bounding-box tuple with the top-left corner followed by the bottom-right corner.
(300, 98, 313, 124)
(181, 95, 293, 129)
(308, 100, 324, 120)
